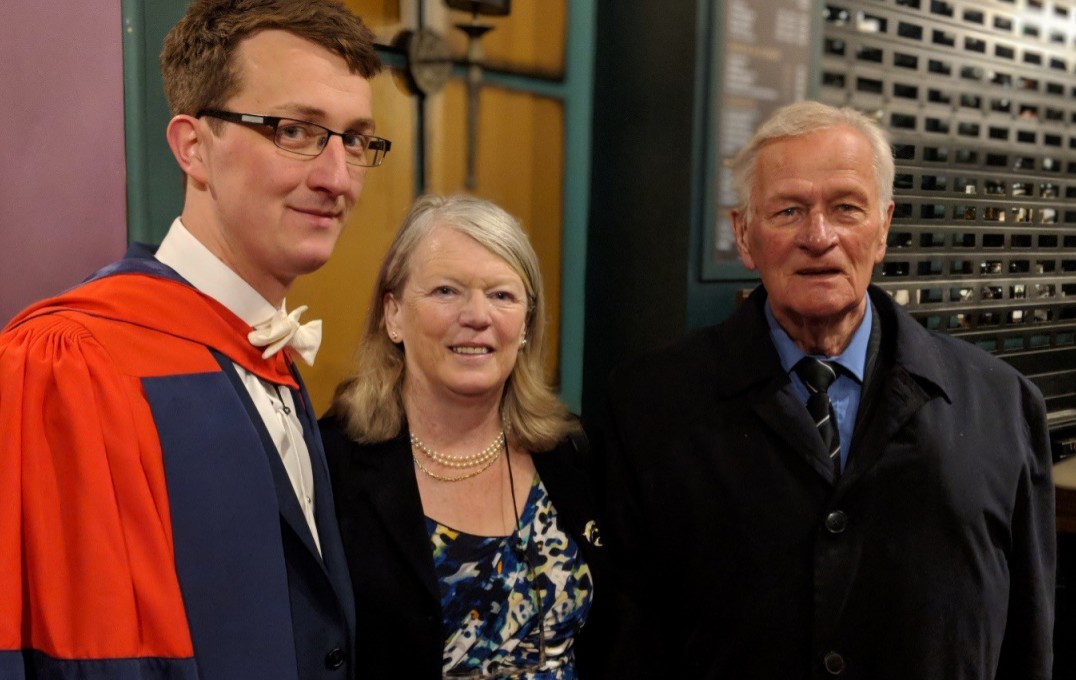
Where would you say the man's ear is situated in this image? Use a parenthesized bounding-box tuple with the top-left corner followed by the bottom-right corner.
(731, 209, 757, 271)
(166, 115, 209, 186)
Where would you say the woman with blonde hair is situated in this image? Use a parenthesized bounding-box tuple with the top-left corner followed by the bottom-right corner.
(321, 194, 609, 678)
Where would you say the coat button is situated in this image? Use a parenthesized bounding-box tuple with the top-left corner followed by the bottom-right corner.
(823, 651, 846, 675)
(324, 648, 345, 670)
(824, 510, 848, 534)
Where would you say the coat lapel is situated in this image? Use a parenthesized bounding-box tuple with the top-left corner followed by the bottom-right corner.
(214, 358, 358, 653)
(291, 372, 356, 638)
(212, 352, 326, 563)
(358, 433, 441, 602)
(842, 365, 932, 481)
(717, 288, 840, 484)
(533, 436, 601, 546)
(839, 287, 952, 482)
(752, 383, 841, 484)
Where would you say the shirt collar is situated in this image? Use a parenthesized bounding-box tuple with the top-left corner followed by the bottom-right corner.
(155, 217, 281, 327)
(765, 296, 873, 383)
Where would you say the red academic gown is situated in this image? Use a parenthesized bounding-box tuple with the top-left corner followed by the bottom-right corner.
(0, 254, 355, 680)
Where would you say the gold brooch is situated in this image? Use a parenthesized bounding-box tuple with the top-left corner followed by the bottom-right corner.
(583, 520, 603, 547)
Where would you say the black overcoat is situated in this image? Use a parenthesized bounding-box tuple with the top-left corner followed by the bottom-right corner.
(600, 284, 1055, 680)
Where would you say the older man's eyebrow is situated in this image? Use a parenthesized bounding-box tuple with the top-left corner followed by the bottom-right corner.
(763, 191, 808, 207)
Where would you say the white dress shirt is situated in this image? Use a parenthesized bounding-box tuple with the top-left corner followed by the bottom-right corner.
(156, 217, 322, 554)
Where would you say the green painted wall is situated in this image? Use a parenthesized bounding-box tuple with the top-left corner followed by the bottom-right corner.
(122, 0, 188, 245)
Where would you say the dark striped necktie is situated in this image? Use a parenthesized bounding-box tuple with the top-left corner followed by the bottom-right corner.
(795, 357, 842, 477)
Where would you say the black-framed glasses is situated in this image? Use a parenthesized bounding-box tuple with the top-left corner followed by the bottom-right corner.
(198, 109, 391, 167)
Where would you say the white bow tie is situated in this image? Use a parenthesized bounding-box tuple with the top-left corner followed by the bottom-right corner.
(247, 305, 323, 366)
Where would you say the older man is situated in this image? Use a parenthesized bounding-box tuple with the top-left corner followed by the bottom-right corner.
(0, 1, 387, 678)
(601, 100, 1055, 679)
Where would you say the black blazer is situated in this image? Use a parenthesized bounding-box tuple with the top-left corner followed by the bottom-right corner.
(320, 418, 614, 678)
(599, 285, 1055, 680)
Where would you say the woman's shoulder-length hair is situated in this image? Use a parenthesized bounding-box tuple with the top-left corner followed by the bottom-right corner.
(328, 193, 579, 452)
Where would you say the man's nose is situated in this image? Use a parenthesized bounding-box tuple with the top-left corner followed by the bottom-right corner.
(801, 210, 837, 250)
(308, 136, 356, 195)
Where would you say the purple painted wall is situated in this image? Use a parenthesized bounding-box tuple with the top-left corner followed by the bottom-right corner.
(0, 2, 128, 325)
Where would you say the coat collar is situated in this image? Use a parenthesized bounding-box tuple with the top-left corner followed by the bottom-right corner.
(866, 285, 952, 405)
(712, 285, 953, 485)
(718, 285, 952, 404)
(707, 286, 787, 400)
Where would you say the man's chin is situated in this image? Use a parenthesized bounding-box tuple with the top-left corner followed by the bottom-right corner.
(296, 233, 345, 270)
(772, 287, 865, 320)
(290, 248, 337, 276)
(789, 299, 866, 326)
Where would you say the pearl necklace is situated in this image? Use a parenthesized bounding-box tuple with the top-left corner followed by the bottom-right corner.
(411, 430, 505, 482)
(411, 431, 505, 468)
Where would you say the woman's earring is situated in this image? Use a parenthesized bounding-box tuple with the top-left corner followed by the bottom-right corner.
(519, 335, 527, 348)
(390, 330, 400, 342)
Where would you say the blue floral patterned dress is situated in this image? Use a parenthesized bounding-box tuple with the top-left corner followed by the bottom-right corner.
(426, 477, 594, 678)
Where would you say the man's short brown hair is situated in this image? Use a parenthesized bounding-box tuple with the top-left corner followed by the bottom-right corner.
(160, 0, 381, 117)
